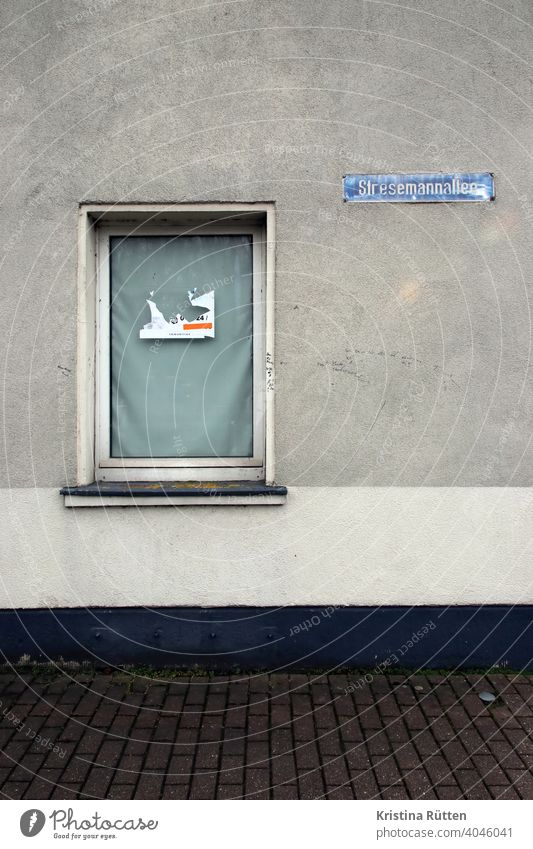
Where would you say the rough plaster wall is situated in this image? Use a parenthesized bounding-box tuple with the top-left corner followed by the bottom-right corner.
(1, 488, 533, 608)
(1, 1, 533, 606)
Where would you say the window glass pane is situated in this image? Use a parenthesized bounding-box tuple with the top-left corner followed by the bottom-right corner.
(110, 234, 254, 458)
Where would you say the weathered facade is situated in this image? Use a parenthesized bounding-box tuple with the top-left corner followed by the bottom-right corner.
(1, 0, 532, 666)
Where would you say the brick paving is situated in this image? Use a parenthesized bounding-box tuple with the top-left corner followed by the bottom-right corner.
(0, 667, 531, 799)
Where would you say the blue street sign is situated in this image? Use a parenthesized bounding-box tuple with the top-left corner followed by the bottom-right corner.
(343, 172, 494, 203)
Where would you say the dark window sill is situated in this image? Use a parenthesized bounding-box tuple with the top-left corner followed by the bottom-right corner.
(60, 481, 287, 507)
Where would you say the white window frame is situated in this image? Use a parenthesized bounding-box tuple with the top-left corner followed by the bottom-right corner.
(77, 204, 275, 485)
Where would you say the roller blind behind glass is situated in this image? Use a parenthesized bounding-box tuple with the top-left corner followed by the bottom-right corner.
(109, 234, 254, 459)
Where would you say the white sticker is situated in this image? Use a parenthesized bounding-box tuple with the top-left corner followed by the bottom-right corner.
(140, 288, 215, 339)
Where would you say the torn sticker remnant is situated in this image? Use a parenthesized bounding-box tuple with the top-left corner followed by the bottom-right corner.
(140, 288, 215, 339)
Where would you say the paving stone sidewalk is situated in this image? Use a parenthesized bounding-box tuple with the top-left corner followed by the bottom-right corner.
(0, 667, 532, 800)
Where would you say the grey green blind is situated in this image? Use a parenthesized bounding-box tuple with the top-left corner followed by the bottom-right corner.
(110, 234, 254, 458)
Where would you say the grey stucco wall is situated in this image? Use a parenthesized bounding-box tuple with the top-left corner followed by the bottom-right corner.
(1, 1, 533, 489)
(2, 1, 533, 608)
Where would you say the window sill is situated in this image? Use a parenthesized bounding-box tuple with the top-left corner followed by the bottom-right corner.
(60, 481, 287, 507)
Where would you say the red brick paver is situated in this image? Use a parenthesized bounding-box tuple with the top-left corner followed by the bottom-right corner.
(0, 667, 531, 800)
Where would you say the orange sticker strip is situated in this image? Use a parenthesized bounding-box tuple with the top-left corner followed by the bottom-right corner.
(183, 323, 213, 330)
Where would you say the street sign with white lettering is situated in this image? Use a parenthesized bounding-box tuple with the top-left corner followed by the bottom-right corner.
(343, 172, 494, 202)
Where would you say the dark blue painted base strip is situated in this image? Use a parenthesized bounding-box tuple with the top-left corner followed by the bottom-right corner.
(0, 606, 532, 670)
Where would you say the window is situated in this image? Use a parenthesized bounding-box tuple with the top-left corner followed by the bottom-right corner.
(98, 223, 264, 481)
(69, 204, 281, 501)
